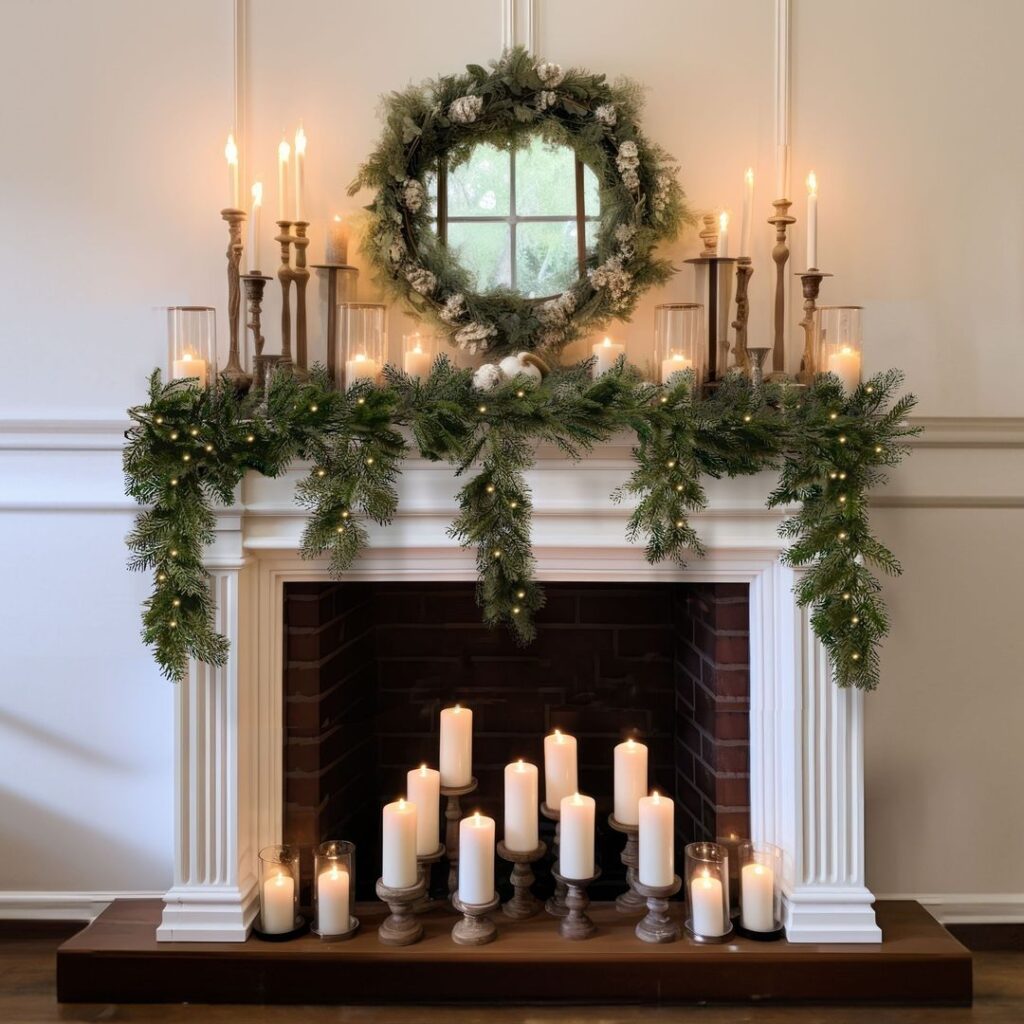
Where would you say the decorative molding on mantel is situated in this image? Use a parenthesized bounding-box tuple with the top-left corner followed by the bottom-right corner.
(0, 890, 164, 922)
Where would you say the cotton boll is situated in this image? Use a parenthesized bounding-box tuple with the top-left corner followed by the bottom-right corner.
(472, 363, 502, 391)
(498, 355, 524, 379)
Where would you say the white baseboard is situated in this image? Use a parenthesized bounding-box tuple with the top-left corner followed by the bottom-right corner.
(876, 892, 1024, 925)
(0, 890, 164, 921)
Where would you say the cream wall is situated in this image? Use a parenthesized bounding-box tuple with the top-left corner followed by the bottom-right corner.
(0, 0, 1021, 921)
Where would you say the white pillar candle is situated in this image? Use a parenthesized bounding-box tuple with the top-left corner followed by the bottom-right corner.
(261, 871, 294, 934)
(638, 791, 674, 886)
(316, 864, 350, 935)
(277, 136, 291, 222)
(591, 336, 625, 376)
(439, 704, 473, 788)
(775, 144, 790, 200)
(172, 353, 208, 388)
(247, 181, 263, 273)
(294, 124, 307, 222)
(613, 738, 648, 826)
(344, 353, 380, 386)
(806, 171, 818, 269)
(660, 352, 693, 384)
(326, 213, 349, 263)
(741, 861, 775, 932)
(224, 132, 239, 209)
(403, 339, 433, 379)
(543, 730, 578, 809)
(740, 167, 753, 256)
(458, 811, 495, 905)
(381, 798, 418, 888)
(558, 792, 595, 880)
(690, 870, 726, 936)
(718, 210, 730, 257)
(827, 345, 861, 392)
(407, 764, 440, 855)
(504, 759, 539, 852)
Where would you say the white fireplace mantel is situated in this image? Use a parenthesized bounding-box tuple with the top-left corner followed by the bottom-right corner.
(156, 441, 882, 944)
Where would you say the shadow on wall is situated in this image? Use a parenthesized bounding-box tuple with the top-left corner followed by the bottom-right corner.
(0, 707, 138, 773)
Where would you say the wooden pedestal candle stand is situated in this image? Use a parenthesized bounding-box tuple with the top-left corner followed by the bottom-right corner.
(275, 221, 295, 374)
(240, 273, 271, 381)
(496, 840, 547, 920)
(552, 867, 601, 940)
(412, 842, 445, 914)
(375, 877, 426, 946)
(311, 263, 358, 382)
(451, 892, 501, 946)
(767, 199, 797, 381)
(795, 268, 832, 384)
(731, 256, 754, 371)
(540, 802, 568, 917)
(220, 208, 251, 392)
(290, 220, 310, 380)
(441, 777, 478, 907)
(608, 814, 645, 914)
(634, 875, 682, 944)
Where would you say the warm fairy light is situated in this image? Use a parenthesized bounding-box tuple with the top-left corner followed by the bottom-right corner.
(224, 133, 238, 167)
(807, 170, 818, 196)
(295, 124, 307, 156)
(251, 181, 263, 206)
(278, 137, 291, 164)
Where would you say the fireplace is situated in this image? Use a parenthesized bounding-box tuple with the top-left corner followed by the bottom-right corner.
(281, 580, 750, 902)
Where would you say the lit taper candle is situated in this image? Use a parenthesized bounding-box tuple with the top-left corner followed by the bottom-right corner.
(225, 132, 239, 209)
(294, 123, 307, 222)
(247, 181, 263, 273)
(740, 167, 753, 256)
(277, 135, 291, 222)
(806, 171, 818, 269)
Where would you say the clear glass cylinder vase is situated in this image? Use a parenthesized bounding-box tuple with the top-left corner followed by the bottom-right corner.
(258, 844, 300, 935)
(336, 301, 387, 388)
(815, 305, 863, 392)
(401, 331, 438, 380)
(684, 841, 732, 942)
(314, 840, 357, 939)
(655, 303, 704, 385)
(167, 306, 217, 387)
(738, 841, 783, 936)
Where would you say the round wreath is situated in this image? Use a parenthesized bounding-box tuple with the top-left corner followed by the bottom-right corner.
(350, 47, 690, 360)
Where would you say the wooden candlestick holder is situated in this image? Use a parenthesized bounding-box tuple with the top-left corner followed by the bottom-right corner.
(634, 875, 682, 944)
(608, 814, 646, 914)
(768, 199, 797, 380)
(311, 263, 359, 383)
(412, 842, 446, 914)
(731, 256, 754, 372)
(451, 891, 501, 946)
(552, 866, 601, 940)
(220, 208, 251, 392)
(540, 802, 568, 918)
(240, 273, 272, 389)
(275, 221, 295, 374)
(684, 256, 737, 383)
(496, 839, 547, 920)
(441, 777, 478, 907)
(290, 220, 310, 380)
(698, 213, 719, 256)
(375, 876, 426, 946)
(795, 269, 832, 384)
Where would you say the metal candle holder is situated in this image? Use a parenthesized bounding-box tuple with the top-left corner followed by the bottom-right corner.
(275, 221, 295, 374)
(220, 208, 251, 391)
(540, 802, 568, 917)
(552, 866, 601, 940)
(375, 876, 426, 946)
(441, 777, 478, 907)
(731, 256, 754, 372)
(412, 842, 446, 914)
(240, 273, 272, 389)
(747, 346, 772, 389)
(311, 263, 359, 382)
(795, 269, 832, 383)
(768, 199, 797, 379)
(291, 220, 310, 379)
(496, 840, 547, 920)
(634, 875, 682, 944)
(684, 256, 737, 382)
(607, 814, 645, 914)
(451, 891, 501, 945)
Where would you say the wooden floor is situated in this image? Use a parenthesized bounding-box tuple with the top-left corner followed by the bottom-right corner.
(3, 922, 1023, 1022)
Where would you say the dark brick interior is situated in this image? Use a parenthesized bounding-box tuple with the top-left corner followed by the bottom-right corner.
(283, 581, 749, 902)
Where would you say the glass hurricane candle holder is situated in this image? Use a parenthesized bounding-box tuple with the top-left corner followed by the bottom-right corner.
(314, 840, 358, 939)
(655, 303, 704, 386)
(815, 305, 863, 392)
(737, 841, 783, 939)
(258, 844, 301, 937)
(167, 306, 217, 387)
(684, 841, 732, 942)
(336, 301, 387, 388)
(402, 331, 438, 380)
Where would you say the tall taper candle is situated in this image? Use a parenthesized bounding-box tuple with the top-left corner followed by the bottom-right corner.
(613, 738, 648, 826)
(741, 167, 753, 256)
(806, 171, 818, 269)
(294, 124, 307, 223)
(458, 812, 495, 905)
(504, 759, 539, 852)
(559, 792, 595, 879)
(439, 705, 473, 788)
(407, 764, 440, 855)
(544, 729, 578, 808)
(247, 181, 263, 273)
(638, 791, 674, 886)
(382, 798, 418, 888)
(277, 136, 291, 222)
(225, 132, 239, 209)
(718, 211, 730, 257)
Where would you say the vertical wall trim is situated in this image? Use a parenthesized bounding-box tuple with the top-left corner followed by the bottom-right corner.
(233, 0, 247, 187)
(502, 0, 538, 52)
(501, 0, 515, 51)
(526, 0, 538, 53)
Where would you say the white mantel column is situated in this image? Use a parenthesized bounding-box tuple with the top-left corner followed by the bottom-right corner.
(749, 560, 882, 943)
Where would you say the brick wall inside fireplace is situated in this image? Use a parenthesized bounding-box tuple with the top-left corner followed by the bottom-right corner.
(282, 581, 749, 901)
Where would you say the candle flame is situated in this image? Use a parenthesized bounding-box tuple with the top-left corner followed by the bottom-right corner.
(754, 864, 765, 876)
(602, 337, 612, 348)
(295, 124, 307, 156)
(419, 763, 427, 772)
(398, 797, 406, 809)
(182, 353, 193, 363)
(745, 167, 754, 186)
(516, 758, 525, 768)
(719, 210, 729, 231)
(626, 738, 635, 748)
(278, 137, 291, 163)
(840, 345, 854, 356)
(354, 353, 366, 363)
(473, 811, 481, 823)
(274, 871, 286, 886)
(807, 171, 818, 196)
(251, 181, 263, 206)
(224, 133, 238, 166)
(652, 789, 660, 802)
(333, 213, 342, 223)
(553, 728, 561, 738)
(571, 792, 583, 804)
(453, 703, 462, 712)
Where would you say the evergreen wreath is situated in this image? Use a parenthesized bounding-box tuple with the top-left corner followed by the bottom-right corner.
(351, 47, 689, 358)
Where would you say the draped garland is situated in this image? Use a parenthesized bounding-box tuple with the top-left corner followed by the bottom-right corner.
(124, 360, 917, 690)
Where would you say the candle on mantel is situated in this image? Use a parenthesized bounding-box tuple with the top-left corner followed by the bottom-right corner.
(559, 792, 595, 880)
(381, 797, 418, 888)
(261, 870, 295, 934)
(592, 335, 625, 376)
(613, 737, 648, 826)
(326, 213, 349, 264)
(741, 860, 775, 932)
(740, 167, 753, 256)
(806, 171, 818, 269)
(638, 790, 674, 886)
(543, 729, 578, 809)
(171, 351, 208, 388)
(660, 351, 693, 384)
(690, 869, 726, 936)
(827, 345, 861, 391)
(458, 811, 495, 905)
(403, 336, 433, 379)
(225, 132, 239, 209)
(718, 210, 730, 257)
(277, 136, 291, 222)
(406, 764, 440, 855)
(439, 704, 473, 788)
(316, 863, 351, 935)
(247, 181, 263, 273)
(775, 143, 790, 200)
(344, 352, 380, 386)
(504, 759, 539, 852)
(294, 124, 307, 222)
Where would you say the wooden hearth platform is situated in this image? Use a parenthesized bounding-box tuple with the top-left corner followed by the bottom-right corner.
(57, 899, 971, 1005)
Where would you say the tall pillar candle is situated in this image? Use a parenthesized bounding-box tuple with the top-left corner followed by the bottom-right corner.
(613, 738, 648, 825)
(806, 171, 818, 269)
(504, 759, 539, 852)
(543, 730, 578, 808)
(458, 812, 495, 905)
(638, 791, 674, 886)
(439, 705, 473, 788)
(407, 765, 440, 855)
(261, 871, 295, 934)
(316, 863, 351, 935)
(741, 861, 775, 932)
(381, 798, 418, 888)
(690, 870, 726, 936)
(558, 792, 595, 879)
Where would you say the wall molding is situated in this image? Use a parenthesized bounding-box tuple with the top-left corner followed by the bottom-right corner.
(877, 893, 1024, 926)
(0, 890, 164, 922)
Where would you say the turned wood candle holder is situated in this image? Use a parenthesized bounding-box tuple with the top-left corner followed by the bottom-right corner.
(731, 256, 754, 372)
(290, 220, 310, 380)
(608, 814, 646, 914)
(795, 269, 832, 384)
(441, 777, 478, 908)
(311, 263, 359, 383)
(540, 802, 568, 918)
(221, 208, 251, 392)
(496, 840, 547, 920)
(240, 274, 272, 389)
(275, 221, 295, 374)
(767, 199, 797, 380)
(451, 891, 501, 945)
(552, 866, 601, 940)
(412, 842, 446, 914)
(375, 876, 426, 946)
(634, 875, 682, 944)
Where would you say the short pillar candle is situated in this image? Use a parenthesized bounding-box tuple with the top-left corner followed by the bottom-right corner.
(458, 812, 495, 906)
(558, 792, 595, 880)
(382, 798, 418, 889)
(638, 790, 674, 887)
